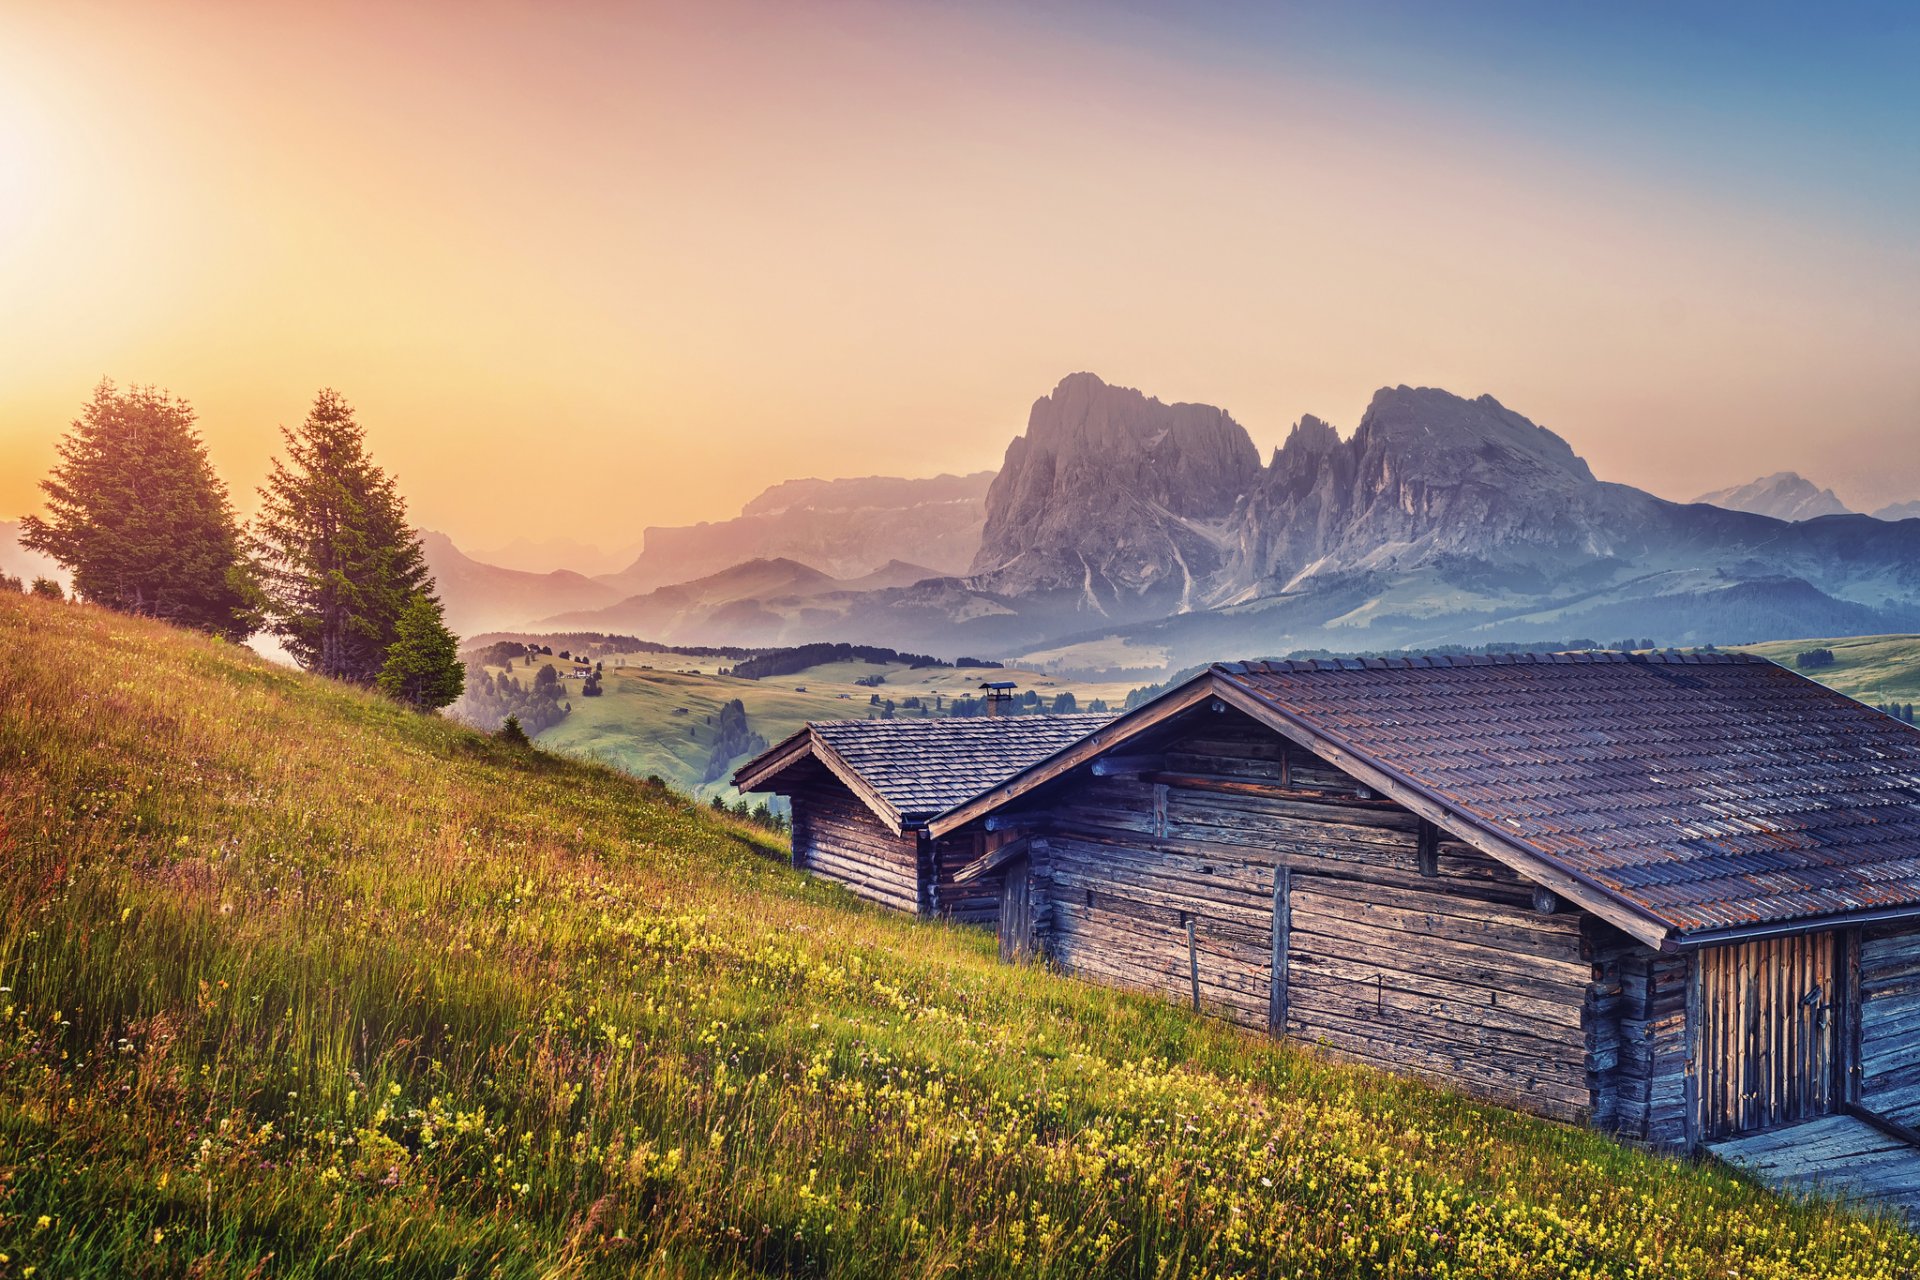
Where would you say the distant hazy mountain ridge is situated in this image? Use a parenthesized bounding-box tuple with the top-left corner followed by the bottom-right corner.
(597, 471, 992, 597)
(1694, 472, 1854, 521)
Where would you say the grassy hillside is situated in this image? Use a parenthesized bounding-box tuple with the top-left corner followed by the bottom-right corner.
(2, 592, 1915, 1279)
(490, 650, 1136, 804)
(1735, 634, 1920, 706)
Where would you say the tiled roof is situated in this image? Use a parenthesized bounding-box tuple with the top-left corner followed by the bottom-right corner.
(805, 713, 1115, 822)
(1215, 652, 1920, 936)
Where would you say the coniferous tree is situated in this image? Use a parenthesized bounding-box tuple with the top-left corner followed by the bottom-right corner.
(20, 381, 256, 638)
(376, 592, 465, 710)
(253, 390, 434, 684)
(29, 577, 64, 600)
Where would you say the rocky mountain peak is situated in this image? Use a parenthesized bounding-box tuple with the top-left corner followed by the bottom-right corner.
(1352, 386, 1596, 484)
(1694, 472, 1853, 521)
(970, 373, 1263, 615)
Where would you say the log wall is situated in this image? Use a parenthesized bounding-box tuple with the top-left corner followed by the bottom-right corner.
(788, 768, 925, 915)
(1859, 922, 1920, 1124)
(1020, 714, 1608, 1125)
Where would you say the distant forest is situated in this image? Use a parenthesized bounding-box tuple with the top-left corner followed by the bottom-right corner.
(729, 642, 1003, 681)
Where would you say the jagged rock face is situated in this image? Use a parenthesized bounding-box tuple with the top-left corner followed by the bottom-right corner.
(1695, 473, 1854, 521)
(1226, 387, 1646, 593)
(970, 372, 1262, 614)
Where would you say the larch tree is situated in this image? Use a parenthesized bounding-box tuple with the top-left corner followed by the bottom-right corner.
(252, 389, 438, 685)
(19, 381, 257, 639)
(376, 592, 465, 711)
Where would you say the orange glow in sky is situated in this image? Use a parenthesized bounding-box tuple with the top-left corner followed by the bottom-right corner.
(2, 1, 1917, 550)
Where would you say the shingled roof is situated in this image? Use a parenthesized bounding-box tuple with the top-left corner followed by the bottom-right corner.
(734, 713, 1114, 832)
(931, 652, 1920, 947)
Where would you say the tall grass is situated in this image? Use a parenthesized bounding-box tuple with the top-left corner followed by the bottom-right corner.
(1, 591, 1914, 1278)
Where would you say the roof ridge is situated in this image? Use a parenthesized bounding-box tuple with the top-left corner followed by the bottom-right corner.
(1221, 649, 1763, 671)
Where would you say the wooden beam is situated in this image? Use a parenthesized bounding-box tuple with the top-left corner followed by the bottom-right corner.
(1416, 820, 1440, 878)
(1139, 772, 1402, 809)
(1269, 867, 1291, 1035)
(1092, 753, 1166, 778)
(951, 835, 1032, 885)
(1186, 916, 1200, 1011)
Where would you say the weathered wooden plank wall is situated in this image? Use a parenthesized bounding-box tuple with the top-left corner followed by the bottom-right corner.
(1605, 949, 1691, 1149)
(788, 777, 923, 915)
(1025, 714, 1603, 1125)
(931, 831, 1010, 926)
(1860, 923, 1920, 1124)
(1692, 934, 1838, 1141)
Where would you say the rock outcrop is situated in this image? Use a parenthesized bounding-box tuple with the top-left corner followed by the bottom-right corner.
(969, 372, 1262, 616)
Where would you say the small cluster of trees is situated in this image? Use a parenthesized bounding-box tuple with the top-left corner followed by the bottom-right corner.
(1876, 702, 1917, 725)
(0, 574, 64, 599)
(710, 792, 790, 836)
(17, 381, 463, 710)
(701, 698, 768, 783)
(453, 665, 572, 736)
(1797, 648, 1838, 670)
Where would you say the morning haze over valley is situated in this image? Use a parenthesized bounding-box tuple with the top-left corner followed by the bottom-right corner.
(6, 3, 1920, 1276)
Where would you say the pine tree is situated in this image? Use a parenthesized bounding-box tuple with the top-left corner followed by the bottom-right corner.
(20, 381, 256, 638)
(376, 592, 465, 710)
(253, 390, 435, 684)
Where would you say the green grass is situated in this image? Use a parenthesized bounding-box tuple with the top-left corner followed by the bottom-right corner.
(2, 592, 1916, 1278)
(1736, 634, 1920, 707)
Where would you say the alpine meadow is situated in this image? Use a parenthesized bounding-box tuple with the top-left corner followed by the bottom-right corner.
(3, 589, 1917, 1279)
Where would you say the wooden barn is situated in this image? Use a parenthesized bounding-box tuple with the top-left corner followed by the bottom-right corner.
(912, 652, 1920, 1181)
(733, 713, 1111, 925)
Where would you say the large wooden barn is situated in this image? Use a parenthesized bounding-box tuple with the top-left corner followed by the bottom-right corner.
(733, 713, 1111, 925)
(910, 652, 1920, 1165)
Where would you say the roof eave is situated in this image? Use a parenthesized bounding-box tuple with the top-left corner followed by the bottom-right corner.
(731, 726, 910, 835)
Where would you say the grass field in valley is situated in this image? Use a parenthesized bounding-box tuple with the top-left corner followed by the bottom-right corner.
(3, 592, 1917, 1278)
(502, 651, 1139, 805)
(1735, 634, 1920, 707)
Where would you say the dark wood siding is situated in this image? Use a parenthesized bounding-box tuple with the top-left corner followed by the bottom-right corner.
(930, 832, 1008, 926)
(787, 765, 924, 915)
(1017, 713, 1602, 1125)
(1605, 949, 1691, 1149)
(1859, 923, 1920, 1124)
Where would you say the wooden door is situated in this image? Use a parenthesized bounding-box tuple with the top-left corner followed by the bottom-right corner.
(998, 855, 1032, 963)
(1696, 933, 1838, 1139)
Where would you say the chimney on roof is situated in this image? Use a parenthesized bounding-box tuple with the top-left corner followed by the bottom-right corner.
(980, 680, 1016, 718)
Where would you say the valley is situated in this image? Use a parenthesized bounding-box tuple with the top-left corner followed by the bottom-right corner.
(460, 643, 1137, 805)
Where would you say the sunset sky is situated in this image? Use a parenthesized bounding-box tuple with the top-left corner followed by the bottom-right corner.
(2, 1, 1916, 554)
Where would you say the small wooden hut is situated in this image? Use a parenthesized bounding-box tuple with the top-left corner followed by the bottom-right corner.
(733, 712, 1111, 924)
(912, 653, 1920, 1155)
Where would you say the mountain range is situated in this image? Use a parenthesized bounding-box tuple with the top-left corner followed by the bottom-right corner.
(13, 377, 1920, 672)
(516, 373, 1920, 669)
(1692, 471, 1920, 523)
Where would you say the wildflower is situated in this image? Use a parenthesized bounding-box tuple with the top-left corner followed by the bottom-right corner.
(35, 1215, 50, 1231)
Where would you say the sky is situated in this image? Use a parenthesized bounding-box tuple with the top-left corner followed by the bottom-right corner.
(2, 0, 1917, 555)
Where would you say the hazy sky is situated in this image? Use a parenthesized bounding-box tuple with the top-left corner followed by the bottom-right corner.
(3, 1, 1916, 551)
